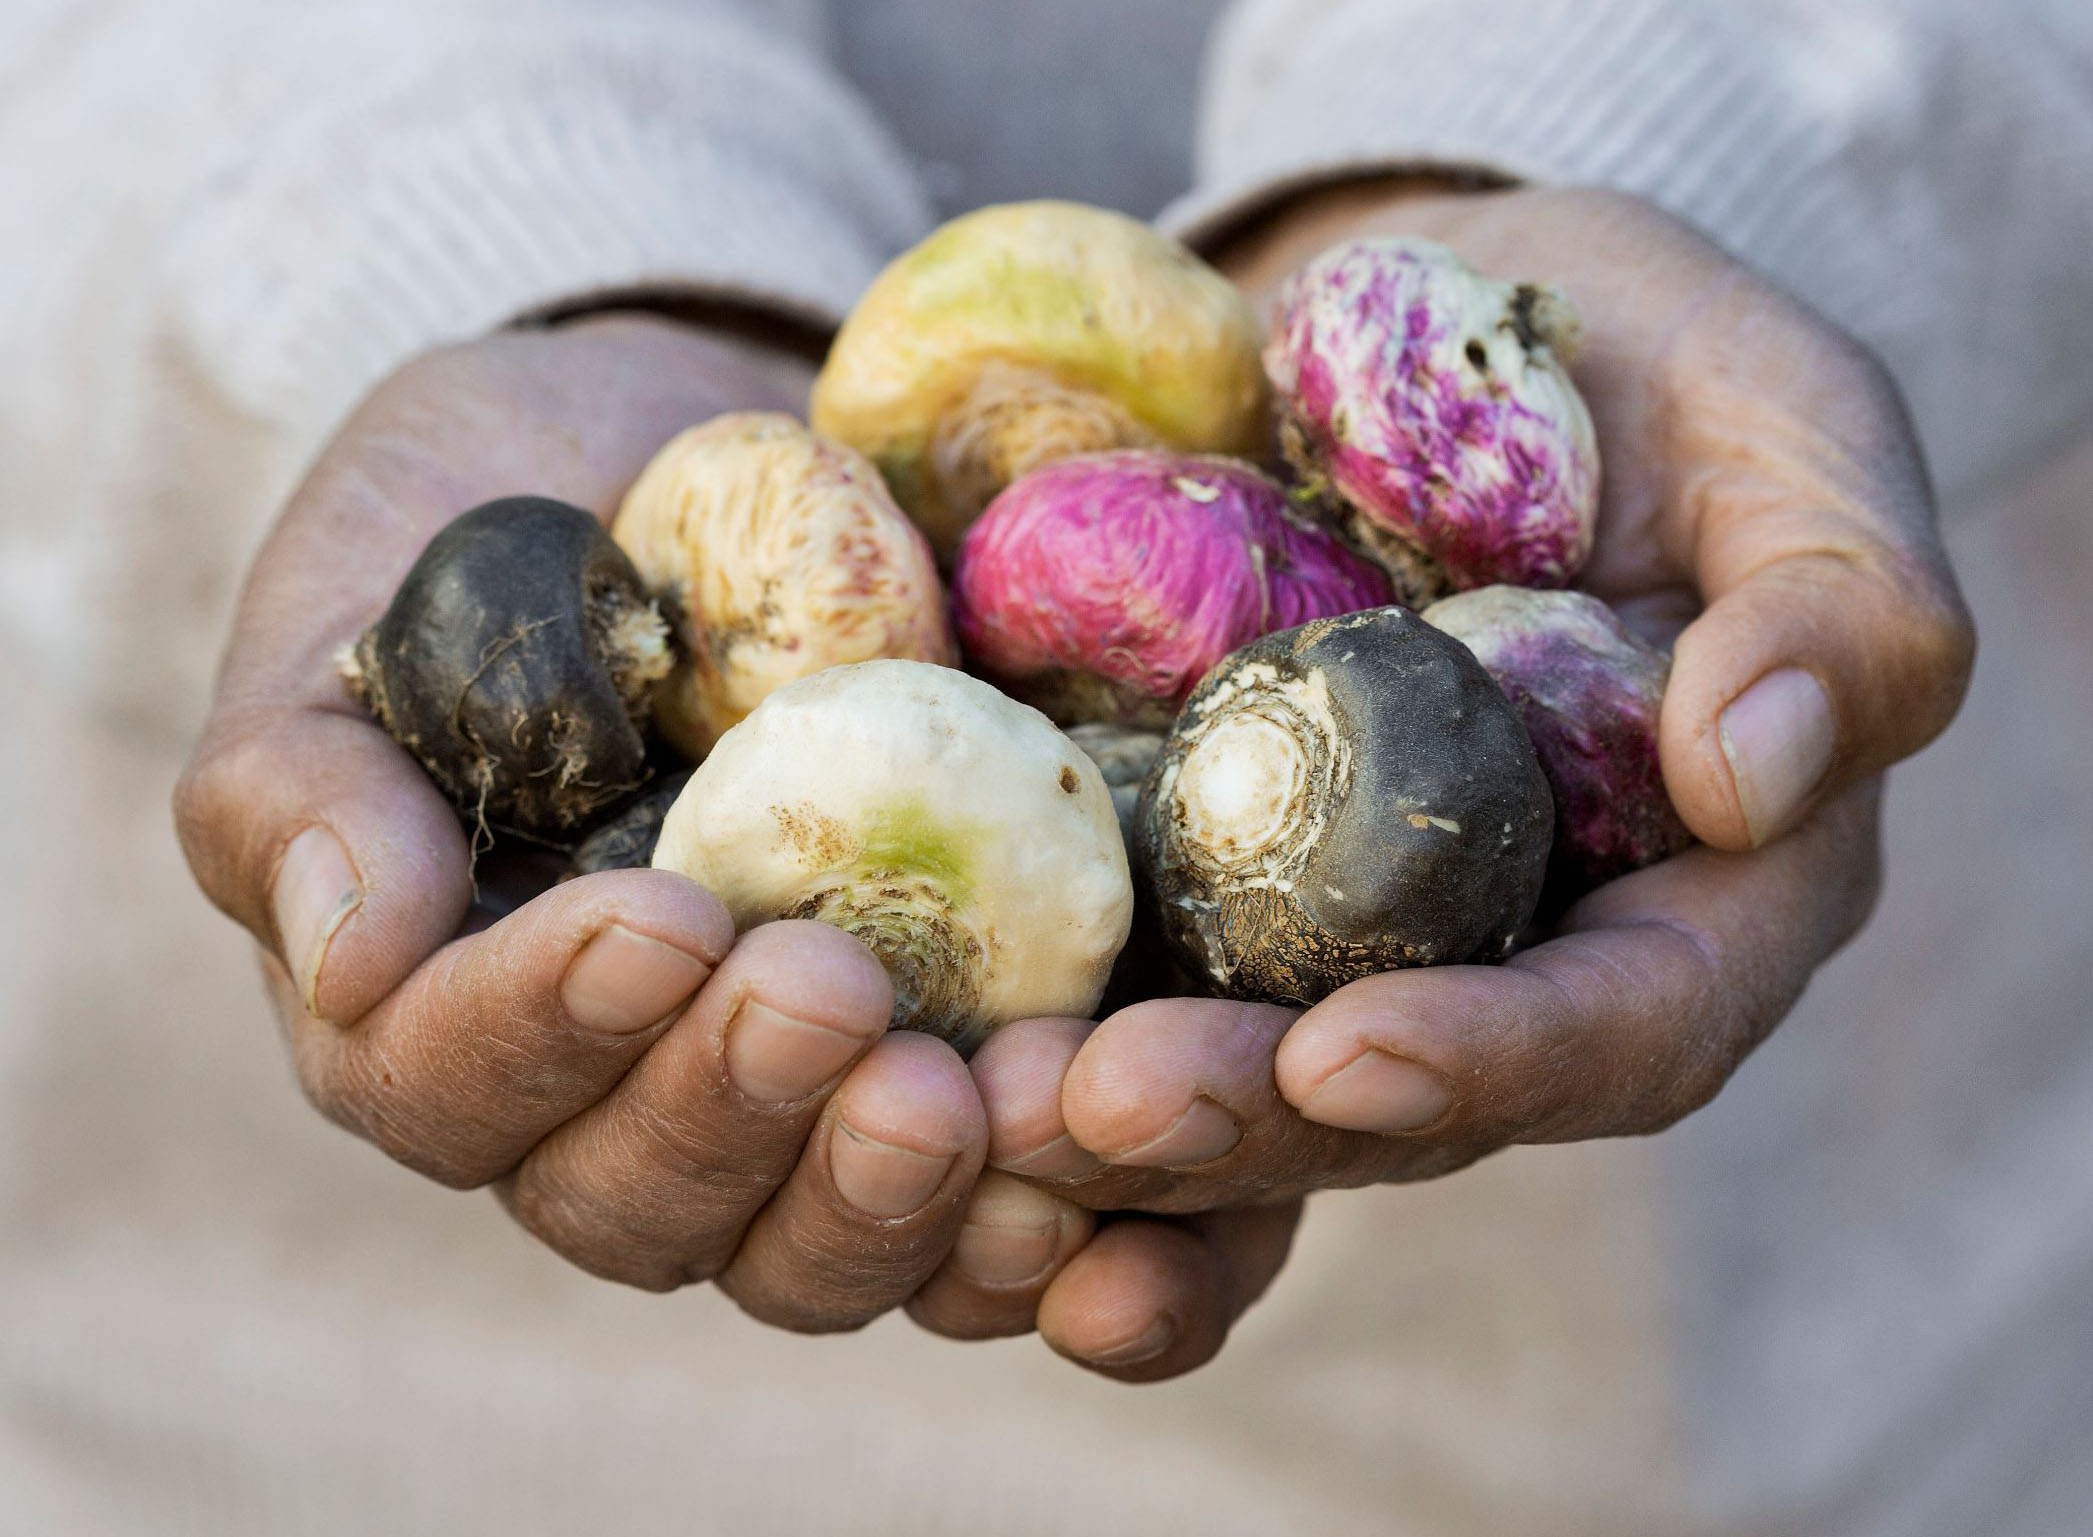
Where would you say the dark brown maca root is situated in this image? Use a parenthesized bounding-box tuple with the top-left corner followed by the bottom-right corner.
(1134, 606, 1554, 1006)
(567, 770, 692, 877)
(344, 497, 674, 845)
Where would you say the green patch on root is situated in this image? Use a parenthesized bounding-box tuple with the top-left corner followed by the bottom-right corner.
(858, 800, 976, 909)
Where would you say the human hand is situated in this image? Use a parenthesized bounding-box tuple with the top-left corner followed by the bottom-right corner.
(972, 184, 1976, 1376)
(169, 316, 1051, 1330)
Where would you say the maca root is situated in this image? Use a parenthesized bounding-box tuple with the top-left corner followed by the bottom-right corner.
(345, 497, 674, 845)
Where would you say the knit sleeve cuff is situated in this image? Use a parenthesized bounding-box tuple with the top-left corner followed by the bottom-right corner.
(1167, 0, 1882, 328)
(160, 5, 930, 441)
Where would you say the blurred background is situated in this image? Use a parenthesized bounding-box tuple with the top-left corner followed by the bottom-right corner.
(3, 2, 2090, 1534)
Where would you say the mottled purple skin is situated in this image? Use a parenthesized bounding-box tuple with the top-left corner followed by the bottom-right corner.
(1267, 238, 1600, 600)
(1424, 586, 1692, 892)
(952, 450, 1393, 727)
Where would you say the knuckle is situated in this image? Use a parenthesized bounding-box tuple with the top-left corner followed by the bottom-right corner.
(551, 1234, 699, 1294)
(524, 1219, 698, 1294)
(625, 1100, 783, 1209)
(170, 730, 270, 910)
(1900, 578, 1979, 729)
(1637, 1032, 1751, 1135)
(329, 1049, 501, 1190)
(292, 1048, 360, 1134)
(723, 1279, 879, 1336)
(501, 1163, 736, 1294)
(905, 1290, 1032, 1342)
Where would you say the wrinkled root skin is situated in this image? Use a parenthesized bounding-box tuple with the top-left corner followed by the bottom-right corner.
(953, 452, 1392, 727)
(348, 497, 673, 844)
(784, 880, 987, 1053)
(1135, 607, 1553, 1006)
(1424, 586, 1693, 894)
(1267, 237, 1599, 595)
(1279, 418, 1452, 610)
(611, 413, 954, 763)
(922, 362, 1162, 552)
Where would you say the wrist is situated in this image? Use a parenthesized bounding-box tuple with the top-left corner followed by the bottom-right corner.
(1205, 173, 1514, 308)
(521, 286, 834, 368)
(511, 303, 820, 422)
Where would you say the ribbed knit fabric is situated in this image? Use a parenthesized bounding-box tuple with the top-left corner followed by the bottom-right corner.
(1178, 0, 2093, 498)
(155, 1, 931, 447)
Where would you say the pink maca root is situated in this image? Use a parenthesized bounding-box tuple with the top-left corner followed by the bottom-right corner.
(1423, 586, 1692, 891)
(1268, 237, 1600, 601)
(952, 450, 1392, 728)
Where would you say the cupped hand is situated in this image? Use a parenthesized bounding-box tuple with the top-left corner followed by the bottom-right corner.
(172, 316, 1074, 1333)
(975, 184, 1977, 1378)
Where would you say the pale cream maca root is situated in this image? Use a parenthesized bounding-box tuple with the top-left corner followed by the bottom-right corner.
(652, 659, 1132, 1056)
(612, 412, 956, 762)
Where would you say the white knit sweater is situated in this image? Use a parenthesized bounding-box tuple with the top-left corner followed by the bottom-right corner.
(2, 4, 2090, 1535)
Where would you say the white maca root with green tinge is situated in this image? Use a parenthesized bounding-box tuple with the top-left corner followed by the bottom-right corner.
(612, 412, 955, 762)
(652, 660, 1133, 1056)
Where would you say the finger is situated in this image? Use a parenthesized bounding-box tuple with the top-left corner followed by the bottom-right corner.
(1276, 783, 1883, 1149)
(905, 1172, 1096, 1341)
(1658, 308, 1975, 851)
(974, 1015, 1184, 1210)
(175, 318, 815, 1026)
(1050, 999, 1395, 1213)
(498, 921, 892, 1290)
(718, 1031, 988, 1333)
(279, 869, 732, 1187)
(1037, 1201, 1303, 1384)
(176, 702, 476, 1026)
(971, 1015, 1121, 1183)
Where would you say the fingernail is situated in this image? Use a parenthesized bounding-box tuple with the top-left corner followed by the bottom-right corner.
(1108, 1095, 1241, 1168)
(1720, 668, 1837, 847)
(1299, 1050, 1454, 1134)
(726, 1001, 875, 1105)
(952, 1213, 1062, 1290)
(560, 924, 712, 1035)
(830, 1122, 957, 1218)
(1084, 1314, 1177, 1368)
(272, 826, 362, 1020)
(995, 1132, 1104, 1182)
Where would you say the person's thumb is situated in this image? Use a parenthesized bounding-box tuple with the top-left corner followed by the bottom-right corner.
(1660, 445, 1975, 852)
(176, 701, 474, 1026)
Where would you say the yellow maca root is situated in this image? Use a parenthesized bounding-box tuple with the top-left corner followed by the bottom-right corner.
(811, 200, 1269, 558)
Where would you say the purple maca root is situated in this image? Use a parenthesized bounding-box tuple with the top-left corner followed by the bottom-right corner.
(1267, 237, 1600, 603)
(950, 450, 1392, 728)
(1422, 586, 1692, 891)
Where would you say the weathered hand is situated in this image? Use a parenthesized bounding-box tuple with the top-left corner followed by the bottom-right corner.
(171, 315, 1087, 1332)
(975, 184, 1976, 1378)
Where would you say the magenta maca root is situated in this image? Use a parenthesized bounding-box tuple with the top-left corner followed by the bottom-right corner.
(1266, 237, 1600, 603)
(1423, 586, 1693, 892)
(951, 450, 1392, 728)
